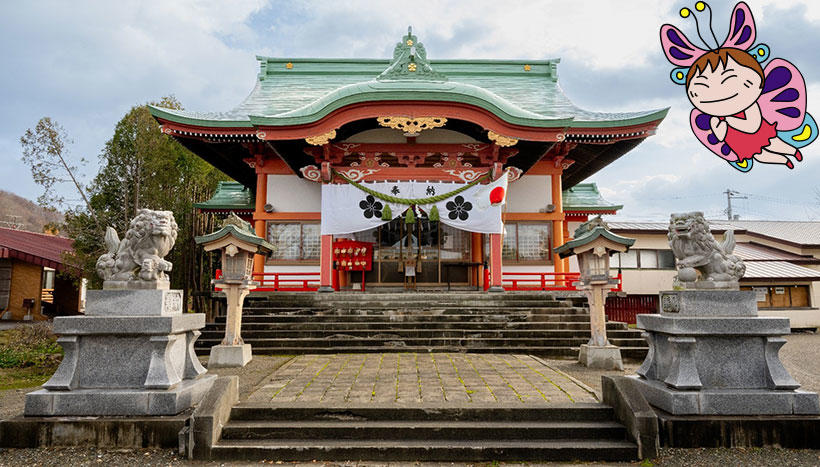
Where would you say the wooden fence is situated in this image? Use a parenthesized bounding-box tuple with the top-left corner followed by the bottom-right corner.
(605, 294, 658, 324)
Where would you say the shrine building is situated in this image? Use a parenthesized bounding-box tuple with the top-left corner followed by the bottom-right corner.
(150, 28, 666, 291)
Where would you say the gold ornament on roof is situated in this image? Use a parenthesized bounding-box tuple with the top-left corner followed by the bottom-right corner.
(487, 130, 518, 147)
(377, 116, 447, 136)
(377, 26, 447, 81)
(286, 62, 293, 69)
(524, 64, 532, 71)
(305, 129, 337, 146)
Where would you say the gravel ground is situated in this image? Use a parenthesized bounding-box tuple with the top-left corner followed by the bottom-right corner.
(542, 330, 820, 398)
(2, 447, 820, 466)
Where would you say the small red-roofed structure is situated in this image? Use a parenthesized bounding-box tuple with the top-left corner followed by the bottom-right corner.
(0, 228, 83, 321)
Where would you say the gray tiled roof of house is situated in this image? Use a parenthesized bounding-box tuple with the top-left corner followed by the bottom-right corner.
(733, 243, 817, 262)
(724, 221, 820, 246)
(743, 261, 820, 280)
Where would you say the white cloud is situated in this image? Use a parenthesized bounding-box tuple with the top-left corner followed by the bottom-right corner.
(2, 0, 820, 222)
(265, 0, 677, 69)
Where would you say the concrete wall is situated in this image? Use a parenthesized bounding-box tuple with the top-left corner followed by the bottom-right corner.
(267, 175, 321, 212)
(506, 175, 551, 212)
(6, 260, 45, 321)
(620, 270, 677, 295)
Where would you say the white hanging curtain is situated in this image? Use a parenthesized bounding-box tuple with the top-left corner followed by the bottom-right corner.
(320, 172, 508, 235)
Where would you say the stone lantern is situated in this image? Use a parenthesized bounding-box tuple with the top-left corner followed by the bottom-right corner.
(555, 216, 634, 370)
(196, 214, 274, 368)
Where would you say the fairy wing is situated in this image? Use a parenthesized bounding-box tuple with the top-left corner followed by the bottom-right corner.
(722, 2, 757, 50)
(660, 24, 708, 67)
(759, 58, 807, 132)
(778, 113, 817, 149)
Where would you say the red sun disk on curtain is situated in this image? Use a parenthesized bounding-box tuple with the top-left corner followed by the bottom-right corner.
(489, 186, 506, 205)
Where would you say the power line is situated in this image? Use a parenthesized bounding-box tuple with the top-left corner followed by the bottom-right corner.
(724, 189, 747, 220)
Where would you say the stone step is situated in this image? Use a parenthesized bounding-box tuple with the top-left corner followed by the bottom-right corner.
(247, 292, 565, 300)
(219, 420, 627, 441)
(239, 306, 588, 315)
(199, 329, 641, 339)
(229, 404, 614, 421)
(222, 346, 649, 359)
(209, 438, 638, 462)
(229, 313, 590, 324)
(245, 300, 576, 309)
(202, 321, 628, 331)
(195, 336, 647, 348)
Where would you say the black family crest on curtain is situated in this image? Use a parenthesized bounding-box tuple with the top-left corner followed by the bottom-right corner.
(359, 195, 384, 219)
(446, 195, 472, 221)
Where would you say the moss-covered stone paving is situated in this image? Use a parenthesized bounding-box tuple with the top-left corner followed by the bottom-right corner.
(248, 353, 597, 406)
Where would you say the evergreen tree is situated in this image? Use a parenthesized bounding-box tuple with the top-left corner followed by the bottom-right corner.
(62, 97, 227, 312)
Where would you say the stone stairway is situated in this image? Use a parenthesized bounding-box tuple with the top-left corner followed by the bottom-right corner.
(196, 292, 648, 359)
(210, 405, 638, 462)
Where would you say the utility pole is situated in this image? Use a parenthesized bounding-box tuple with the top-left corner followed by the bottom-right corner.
(724, 189, 748, 220)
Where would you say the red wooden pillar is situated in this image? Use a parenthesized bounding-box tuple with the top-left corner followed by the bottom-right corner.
(471, 232, 483, 287)
(551, 172, 566, 279)
(318, 234, 334, 292)
(488, 233, 504, 292)
(252, 171, 268, 278)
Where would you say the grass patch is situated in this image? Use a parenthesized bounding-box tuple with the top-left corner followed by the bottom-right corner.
(0, 323, 62, 369)
(0, 366, 55, 390)
(0, 323, 63, 389)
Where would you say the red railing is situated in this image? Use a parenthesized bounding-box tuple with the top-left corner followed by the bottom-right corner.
(213, 270, 621, 293)
(252, 272, 320, 292)
(213, 270, 320, 292)
(485, 271, 623, 292)
(605, 294, 658, 324)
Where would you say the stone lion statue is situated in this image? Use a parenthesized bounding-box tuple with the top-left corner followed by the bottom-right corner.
(96, 209, 178, 285)
(668, 212, 745, 288)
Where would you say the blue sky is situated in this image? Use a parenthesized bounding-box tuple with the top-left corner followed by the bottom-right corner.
(1, 0, 819, 220)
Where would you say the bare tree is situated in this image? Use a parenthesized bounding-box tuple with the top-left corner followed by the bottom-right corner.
(20, 117, 92, 213)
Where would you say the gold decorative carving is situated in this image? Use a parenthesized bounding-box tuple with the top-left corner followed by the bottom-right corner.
(305, 129, 337, 146)
(487, 130, 518, 147)
(407, 63, 417, 72)
(286, 62, 293, 69)
(524, 64, 532, 71)
(376, 116, 446, 136)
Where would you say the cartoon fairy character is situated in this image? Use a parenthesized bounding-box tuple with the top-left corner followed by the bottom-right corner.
(661, 1, 817, 172)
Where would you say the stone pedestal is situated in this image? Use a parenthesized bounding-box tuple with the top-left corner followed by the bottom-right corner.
(579, 344, 624, 370)
(25, 289, 215, 416)
(208, 344, 252, 368)
(633, 290, 819, 415)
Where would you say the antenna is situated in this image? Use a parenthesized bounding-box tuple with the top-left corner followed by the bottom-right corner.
(0, 215, 23, 230)
(724, 189, 747, 220)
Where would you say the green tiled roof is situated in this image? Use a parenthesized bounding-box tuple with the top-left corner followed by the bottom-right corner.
(554, 217, 635, 258)
(194, 182, 254, 211)
(195, 214, 274, 254)
(149, 29, 666, 130)
(562, 183, 622, 213)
